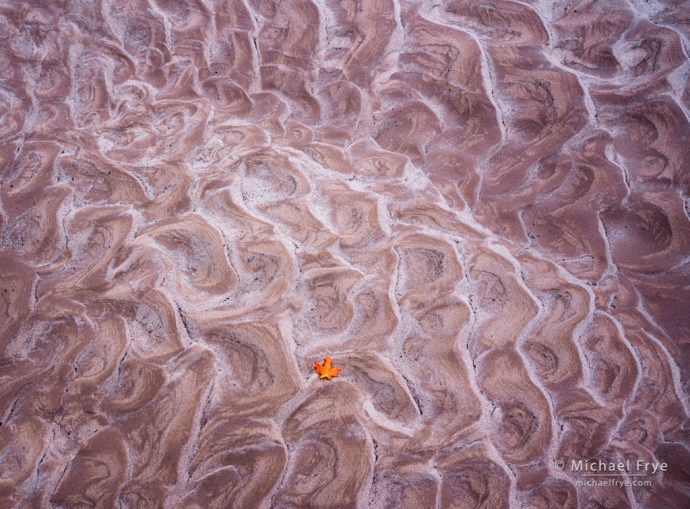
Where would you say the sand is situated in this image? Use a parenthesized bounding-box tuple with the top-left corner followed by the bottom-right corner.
(0, 0, 689, 507)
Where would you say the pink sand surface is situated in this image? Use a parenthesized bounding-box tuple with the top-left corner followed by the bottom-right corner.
(1, 0, 689, 507)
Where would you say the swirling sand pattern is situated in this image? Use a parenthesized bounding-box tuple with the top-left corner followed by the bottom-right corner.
(0, 0, 689, 507)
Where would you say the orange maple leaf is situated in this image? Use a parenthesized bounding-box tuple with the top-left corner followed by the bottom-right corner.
(314, 355, 341, 381)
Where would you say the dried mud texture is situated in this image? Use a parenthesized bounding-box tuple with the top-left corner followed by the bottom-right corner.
(1, 0, 689, 508)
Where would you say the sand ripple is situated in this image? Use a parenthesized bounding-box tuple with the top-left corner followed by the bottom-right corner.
(1, 0, 689, 507)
